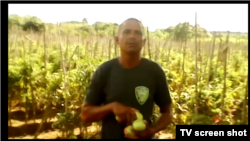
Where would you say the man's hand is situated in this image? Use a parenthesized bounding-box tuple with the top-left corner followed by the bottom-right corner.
(124, 120, 155, 139)
(112, 102, 138, 124)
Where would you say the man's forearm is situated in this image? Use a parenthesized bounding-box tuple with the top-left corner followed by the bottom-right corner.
(81, 103, 113, 122)
(151, 112, 173, 133)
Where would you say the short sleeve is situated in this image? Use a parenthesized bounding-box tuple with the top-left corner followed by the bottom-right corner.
(153, 63, 172, 108)
(84, 65, 106, 106)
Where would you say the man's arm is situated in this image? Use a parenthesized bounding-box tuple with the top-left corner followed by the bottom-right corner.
(151, 64, 173, 133)
(82, 63, 137, 124)
(81, 65, 111, 122)
(81, 103, 114, 122)
(150, 105, 173, 133)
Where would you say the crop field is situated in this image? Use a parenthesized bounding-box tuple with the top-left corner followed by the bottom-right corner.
(8, 15, 248, 139)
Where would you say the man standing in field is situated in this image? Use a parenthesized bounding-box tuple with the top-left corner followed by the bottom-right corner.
(81, 18, 173, 139)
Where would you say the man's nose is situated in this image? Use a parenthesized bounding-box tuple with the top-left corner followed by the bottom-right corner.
(128, 31, 136, 38)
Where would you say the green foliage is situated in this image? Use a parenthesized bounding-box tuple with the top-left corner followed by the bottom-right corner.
(9, 14, 45, 32)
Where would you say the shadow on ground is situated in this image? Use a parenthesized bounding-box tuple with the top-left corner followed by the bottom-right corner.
(8, 122, 54, 137)
(9, 109, 59, 121)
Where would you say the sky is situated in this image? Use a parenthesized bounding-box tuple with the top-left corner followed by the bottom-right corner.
(9, 4, 248, 33)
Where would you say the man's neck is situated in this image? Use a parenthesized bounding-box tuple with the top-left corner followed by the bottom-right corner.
(119, 53, 141, 69)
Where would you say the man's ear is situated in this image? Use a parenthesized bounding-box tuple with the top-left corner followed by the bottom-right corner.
(114, 36, 119, 45)
(142, 38, 146, 46)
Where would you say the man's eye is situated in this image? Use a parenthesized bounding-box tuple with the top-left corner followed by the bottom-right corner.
(124, 30, 130, 34)
(136, 31, 142, 35)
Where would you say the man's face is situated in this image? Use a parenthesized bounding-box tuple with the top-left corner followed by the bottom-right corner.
(115, 20, 146, 55)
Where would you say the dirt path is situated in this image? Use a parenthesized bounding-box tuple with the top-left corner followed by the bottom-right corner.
(9, 123, 100, 139)
(8, 118, 101, 139)
(8, 108, 174, 139)
(9, 119, 173, 139)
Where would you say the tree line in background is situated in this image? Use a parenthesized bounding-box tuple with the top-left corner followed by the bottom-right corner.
(8, 15, 248, 42)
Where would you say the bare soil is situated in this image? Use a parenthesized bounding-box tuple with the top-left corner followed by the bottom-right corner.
(8, 107, 173, 139)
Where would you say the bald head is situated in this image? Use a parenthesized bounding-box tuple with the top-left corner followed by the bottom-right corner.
(115, 18, 146, 56)
(117, 18, 145, 37)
